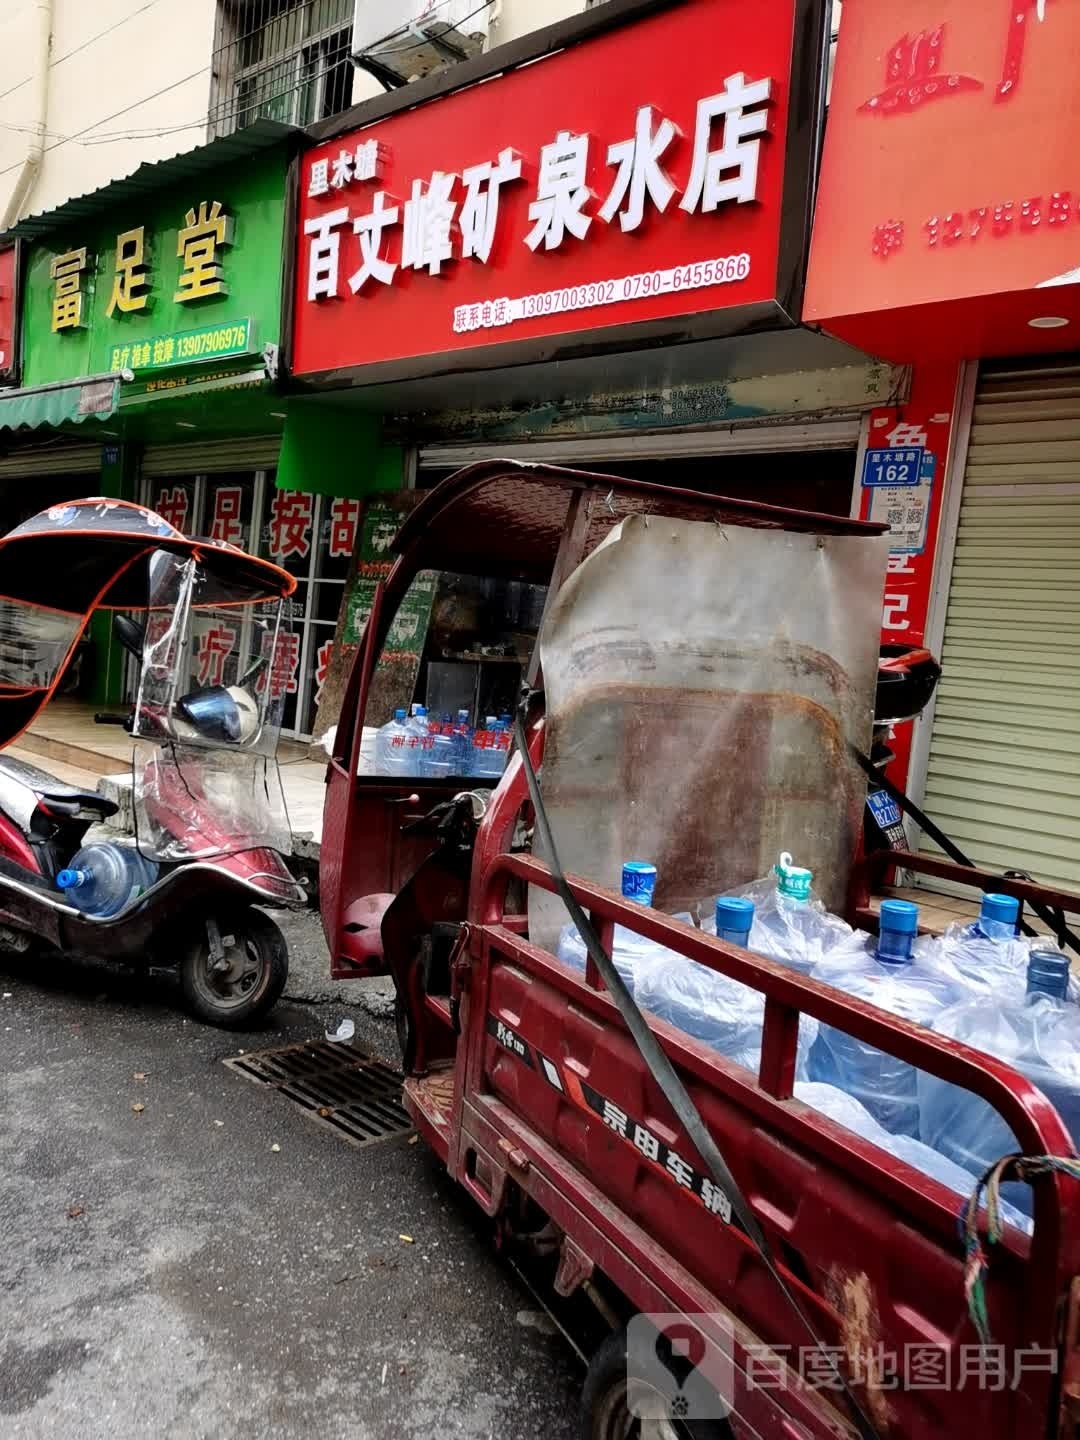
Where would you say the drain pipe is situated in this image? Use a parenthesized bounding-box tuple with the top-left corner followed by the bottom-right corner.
(2, 0, 53, 230)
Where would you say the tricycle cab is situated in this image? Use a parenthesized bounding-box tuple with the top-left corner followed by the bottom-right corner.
(321, 461, 883, 984)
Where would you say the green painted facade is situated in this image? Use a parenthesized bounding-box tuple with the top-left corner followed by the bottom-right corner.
(22, 152, 288, 388)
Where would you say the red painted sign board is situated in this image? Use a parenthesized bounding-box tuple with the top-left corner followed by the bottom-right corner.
(292, 0, 822, 379)
(0, 243, 19, 385)
(806, 0, 1080, 361)
(859, 363, 961, 783)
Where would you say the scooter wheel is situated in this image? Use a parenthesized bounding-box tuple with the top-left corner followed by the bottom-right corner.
(581, 1325, 734, 1440)
(178, 909, 288, 1029)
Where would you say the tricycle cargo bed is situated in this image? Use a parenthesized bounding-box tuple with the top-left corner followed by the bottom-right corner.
(405, 845, 1080, 1440)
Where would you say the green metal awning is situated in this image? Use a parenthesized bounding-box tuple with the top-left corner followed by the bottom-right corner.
(0, 374, 121, 432)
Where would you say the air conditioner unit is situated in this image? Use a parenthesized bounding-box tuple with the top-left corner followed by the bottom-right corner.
(353, 0, 489, 85)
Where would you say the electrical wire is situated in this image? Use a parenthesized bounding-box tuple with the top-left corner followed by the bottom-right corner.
(0, 0, 172, 107)
(0, 65, 212, 181)
(0, 0, 493, 181)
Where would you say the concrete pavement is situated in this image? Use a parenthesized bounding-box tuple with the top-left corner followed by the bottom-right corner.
(0, 917, 581, 1440)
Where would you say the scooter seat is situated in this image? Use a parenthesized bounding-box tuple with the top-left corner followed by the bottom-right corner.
(0, 756, 118, 819)
(38, 787, 118, 818)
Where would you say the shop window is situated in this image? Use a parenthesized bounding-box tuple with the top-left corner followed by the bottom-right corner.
(364, 569, 549, 757)
(209, 0, 354, 137)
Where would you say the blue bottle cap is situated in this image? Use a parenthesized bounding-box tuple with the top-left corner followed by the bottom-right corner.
(1027, 948, 1070, 1001)
(394, 708, 407, 720)
(415, 705, 427, 716)
(621, 861, 657, 906)
(715, 896, 755, 925)
(879, 899, 919, 935)
(56, 868, 79, 890)
(981, 892, 1019, 927)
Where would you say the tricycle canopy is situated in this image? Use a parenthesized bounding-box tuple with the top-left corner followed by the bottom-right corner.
(0, 497, 295, 750)
(387, 460, 886, 586)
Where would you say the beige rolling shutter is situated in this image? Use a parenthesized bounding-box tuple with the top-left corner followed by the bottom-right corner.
(0, 443, 102, 478)
(922, 360, 1080, 892)
(140, 435, 281, 476)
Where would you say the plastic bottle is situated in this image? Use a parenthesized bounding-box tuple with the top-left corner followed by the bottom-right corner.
(794, 1082, 1032, 1236)
(452, 709, 472, 771)
(423, 713, 458, 780)
(972, 892, 1021, 942)
(556, 861, 683, 994)
(718, 852, 854, 975)
(807, 900, 960, 1137)
(715, 896, 754, 946)
(375, 708, 409, 775)
(922, 892, 1032, 1001)
(56, 844, 159, 918)
(403, 704, 433, 774)
(637, 896, 820, 1078)
(470, 715, 510, 780)
(919, 947, 1080, 1216)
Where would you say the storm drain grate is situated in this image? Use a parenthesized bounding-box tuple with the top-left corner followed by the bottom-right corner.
(224, 1039, 412, 1150)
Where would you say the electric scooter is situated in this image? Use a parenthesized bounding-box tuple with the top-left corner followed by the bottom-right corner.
(0, 497, 305, 1028)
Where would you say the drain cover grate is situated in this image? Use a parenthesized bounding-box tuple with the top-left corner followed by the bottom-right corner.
(224, 1039, 412, 1150)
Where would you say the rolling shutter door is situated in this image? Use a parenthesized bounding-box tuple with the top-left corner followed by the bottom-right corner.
(922, 361, 1080, 892)
(417, 416, 862, 469)
(0, 443, 102, 479)
(140, 435, 281, 476)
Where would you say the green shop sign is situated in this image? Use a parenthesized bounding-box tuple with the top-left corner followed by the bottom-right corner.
(22, 151, 287, 389)
(109, 317, 254, 373)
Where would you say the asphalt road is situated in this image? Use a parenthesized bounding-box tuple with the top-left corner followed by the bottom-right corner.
(0, 913, 582, 1439)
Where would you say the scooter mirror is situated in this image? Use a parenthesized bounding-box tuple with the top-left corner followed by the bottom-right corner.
(113, 614, 146, 661)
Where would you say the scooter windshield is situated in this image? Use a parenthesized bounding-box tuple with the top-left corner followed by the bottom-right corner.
(130, 551, 293, 864)
(133, 550, 288, 757)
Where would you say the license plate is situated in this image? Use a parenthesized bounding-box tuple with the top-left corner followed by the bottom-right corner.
(866, 790, 902, 830)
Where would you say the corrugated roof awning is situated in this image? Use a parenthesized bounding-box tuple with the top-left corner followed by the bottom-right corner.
(0, 373, 122, 431)
(1, 119, 299, 244)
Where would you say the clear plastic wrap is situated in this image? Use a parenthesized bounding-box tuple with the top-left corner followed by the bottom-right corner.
(638, 951, 818, 1078)
(794, 1082, 1032, 1235)
(807, 937, 963, 1137)
(919, 992, 1080, 1217)
(133, 742, 291, 863)
(556, 913, 694, 994)
(0, 598, 81, 691)
(919, 921, 1079, 1004)
(529, 512, 887, 953)
(708, 864, 855, 976)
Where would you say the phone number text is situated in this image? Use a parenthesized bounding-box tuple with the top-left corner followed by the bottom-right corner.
(452, 254, 752, 335)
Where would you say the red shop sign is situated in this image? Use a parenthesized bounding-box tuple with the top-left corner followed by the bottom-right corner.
(805, 0, 1080, 359)
(0, 242, 20, 386)
(292, 0, 823, 379)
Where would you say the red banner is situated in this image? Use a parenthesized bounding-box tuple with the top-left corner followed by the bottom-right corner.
(293, 0, 813, 377)
(0, 243, 19, 385)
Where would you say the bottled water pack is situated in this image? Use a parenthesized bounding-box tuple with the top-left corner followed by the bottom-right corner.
(919, 948, 1080, 1216)
(808, 900, 961, 1137)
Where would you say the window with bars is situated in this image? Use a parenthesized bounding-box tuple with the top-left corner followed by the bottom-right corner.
(209, 0, 355, 137)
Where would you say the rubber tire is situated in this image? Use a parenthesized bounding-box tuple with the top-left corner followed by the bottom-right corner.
(178, 908, 288, 1030)
(581, 1326, 734, 1440)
